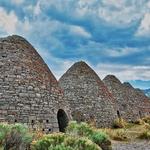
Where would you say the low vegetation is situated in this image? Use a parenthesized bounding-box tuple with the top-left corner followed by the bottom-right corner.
(112, 118, 127, 129)
(99, 116, 150, 141)
(0, 123, 32, 150)
(0, 122, 110, 150)
(0, 116, 150, 149)
(32, 133, 101, 150)
(66, 121, 112, 150)
(99, 128, 128, 141)
(142, 116, 150, 125)
(138, 130, 150, 140)
(136, 116, 150, 140)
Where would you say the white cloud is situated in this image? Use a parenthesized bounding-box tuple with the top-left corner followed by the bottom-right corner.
(53, 60, 75, 80)
(29, 0, 150, 28)
(37, 48, 75, 80)
(105, 47, 139, 57)
(49, 59, 150, 82)
(147, 1, 150, 8)
(0, 7, 18, 34)
(102, 0, 125, 9)
(34, 1, 41, 16)
(11, 0, 24, 5)
(0, 7, 32, 35)
(69, 25, 91, 38)
(92, 63, 150, 81)
(24, 1, 42, 16)
(96, 1, 150, 27)
(22, 18, 31, 32)
(136, 13, 150, 37)
(78, 0, 97, 6)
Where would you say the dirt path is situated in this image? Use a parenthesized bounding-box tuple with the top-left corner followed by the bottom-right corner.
(112, 140, 150, 150)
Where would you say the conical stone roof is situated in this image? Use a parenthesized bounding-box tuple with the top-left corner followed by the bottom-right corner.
(123, 82, 150, 117)
(103, 75, 150, 121)
(133, 88, 150, 116)
(0, 35, 71, 132)
(59, 61, 117, 127)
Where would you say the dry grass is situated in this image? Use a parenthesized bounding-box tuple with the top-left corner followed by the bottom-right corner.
(142, 116, 150, 124)
(98, 128, 128, 141)
(138, 130, 150, 140)
(98, 116, 150, 141)
(134, 119, 145, 125)
(112, 118, 128, 129)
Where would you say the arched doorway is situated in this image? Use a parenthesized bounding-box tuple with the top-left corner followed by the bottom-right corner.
(57, 109, 69, 132)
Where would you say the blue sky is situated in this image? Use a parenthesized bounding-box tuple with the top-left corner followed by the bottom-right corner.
(0, 0, 150, 89)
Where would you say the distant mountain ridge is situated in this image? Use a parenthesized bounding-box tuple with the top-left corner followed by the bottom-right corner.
(143, 89, 150, 97)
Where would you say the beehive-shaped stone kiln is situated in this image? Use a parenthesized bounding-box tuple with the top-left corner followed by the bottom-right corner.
(123, 82, 150, 118)
(59, 61, 117, 127)
(0, 35, 71, 132)
(103, 75, 150, 121)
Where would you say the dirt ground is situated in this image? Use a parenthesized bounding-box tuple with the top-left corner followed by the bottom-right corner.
(112, 140, 150, 150)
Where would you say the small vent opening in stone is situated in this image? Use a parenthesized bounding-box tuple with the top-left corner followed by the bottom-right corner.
(117, 110, 121, 119)
(31, 120, 34, 124)
(139, 111, 142, 118)
(2, 54, 7, 58)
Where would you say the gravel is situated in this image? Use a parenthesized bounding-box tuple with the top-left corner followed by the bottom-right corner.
(112, 140, 150, 150)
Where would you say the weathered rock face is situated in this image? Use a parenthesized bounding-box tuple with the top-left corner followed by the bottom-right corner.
(103, 75, 150, 121)
(0, 35, 71, 132)
(59, 61, 117, 127)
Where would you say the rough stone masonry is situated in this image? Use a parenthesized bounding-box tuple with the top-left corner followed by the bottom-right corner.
(59, 61, 117, 127)
(0, 35, 150, 131)
(0, 35, 71, 132)
(103, 75, 150, 121)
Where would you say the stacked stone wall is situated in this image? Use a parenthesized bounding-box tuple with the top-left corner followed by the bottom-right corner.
(0, 35, 71, 132)
(103, 75, 150, 121)
(0, 35, 150, 130)
(59, 61, 117, 127)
